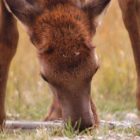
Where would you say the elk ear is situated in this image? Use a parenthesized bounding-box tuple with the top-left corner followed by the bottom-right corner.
(71, 0, 111, 33)
(3, 0, 42, 26)
(81, 0, 111, 30)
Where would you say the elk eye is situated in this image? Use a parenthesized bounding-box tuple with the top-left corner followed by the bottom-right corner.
(46, 47, 54, 54)
(40, 73, 48, 82)
(94, 65, 99, 74)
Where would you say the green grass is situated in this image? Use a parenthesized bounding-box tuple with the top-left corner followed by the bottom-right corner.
(1, 0, 139, 139)
(0, 125, 140, 140)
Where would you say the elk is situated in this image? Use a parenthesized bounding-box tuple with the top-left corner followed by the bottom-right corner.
(0, 0, 139, 131)
(118, 0, 140, 111)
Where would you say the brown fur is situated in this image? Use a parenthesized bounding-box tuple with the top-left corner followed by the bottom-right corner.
(118, 0, 140, 110)
(32, 4, 100, 129)
(0, 1, 18, 129)
(44, 95, 62, 121)
(2, 0, 140, 131)
(0, 0, 103, 130)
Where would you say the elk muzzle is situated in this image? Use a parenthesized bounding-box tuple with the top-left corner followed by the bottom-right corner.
(56, 86, 94, 131)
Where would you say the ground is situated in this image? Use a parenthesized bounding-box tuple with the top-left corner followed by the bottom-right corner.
(0, 0, 139, 139)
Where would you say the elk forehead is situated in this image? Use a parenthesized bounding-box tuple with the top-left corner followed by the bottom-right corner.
(31, 4, 91, 51)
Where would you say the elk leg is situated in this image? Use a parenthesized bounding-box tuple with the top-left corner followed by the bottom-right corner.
(118, 0, 140, 110)
(90, 98, 99, 127)
(44, 95, 62, 121)
(0, 1, 18, 127)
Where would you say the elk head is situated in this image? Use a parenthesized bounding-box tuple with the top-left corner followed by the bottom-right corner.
(4, 0, 111, 131)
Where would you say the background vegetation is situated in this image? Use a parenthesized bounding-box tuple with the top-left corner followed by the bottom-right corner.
(1, 0, 139, 139)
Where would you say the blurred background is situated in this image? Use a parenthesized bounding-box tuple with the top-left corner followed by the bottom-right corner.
(6, 0, 137, 121)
